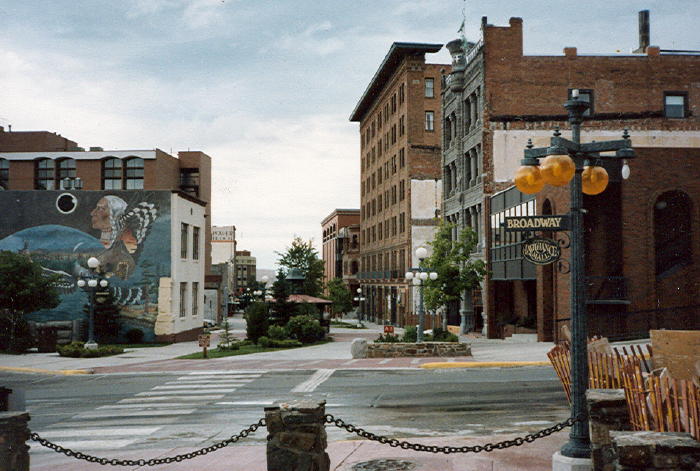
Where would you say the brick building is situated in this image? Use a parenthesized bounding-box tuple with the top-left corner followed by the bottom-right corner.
(321, 209, 360, 295)
(350, 43, 446, 325)
(234, 250, 256, 293)
(443, 13, 700, 340)
(0, 127, 214, 342)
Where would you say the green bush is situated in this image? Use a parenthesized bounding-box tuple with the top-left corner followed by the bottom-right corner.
(267, 324, 288, 340)
(402, 325, 417, 343)
(245, 302, 269, 344)
(0, 317, 34, 353)
(268, 339, 302, 348)
(125, 328, 144, 344)
(375, 333, 401, 343)
(218, 341, 240, 351)
(258, 336, 270, 347)
(57, 342, 124, 358)
(294, 302, 319, 317)
(286, 315, 324, 344)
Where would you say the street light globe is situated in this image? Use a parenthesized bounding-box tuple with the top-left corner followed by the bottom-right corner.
(357, 288, 362, 294)
(412, 277, 420, 285)
(621, 160, 631, 180)
(429, 272, 438, 280)
(582, 165, 609, 195)
(514, 165, 545, 194)
(405, 271, 414, 280)
(87, 279, 98, 287)
(415, 247, 428, 259)
(261, 275, 269, 283)
(77, 279, 86, 288)
(540, 154, 575, 186)
(87, 257, 100, 269)
(99, 279, 109, 288)
(419, 272, 428, 281)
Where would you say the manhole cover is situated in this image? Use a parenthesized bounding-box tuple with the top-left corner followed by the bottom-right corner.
(352, 459, 416, 471)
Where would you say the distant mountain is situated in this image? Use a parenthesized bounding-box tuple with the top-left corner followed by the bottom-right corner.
(257, 268, 277, 282)
(0, 225, 103, 253)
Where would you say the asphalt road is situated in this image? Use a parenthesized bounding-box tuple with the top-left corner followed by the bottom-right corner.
(1, 366, 569, 456)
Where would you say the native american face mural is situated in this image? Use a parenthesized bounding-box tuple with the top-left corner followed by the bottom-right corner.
(0, 190, 171, 339)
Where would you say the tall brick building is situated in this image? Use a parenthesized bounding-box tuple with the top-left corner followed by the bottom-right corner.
(321, 209, 360, 295)
(443, 14, 700, 340)
(350, 43, 446, 324)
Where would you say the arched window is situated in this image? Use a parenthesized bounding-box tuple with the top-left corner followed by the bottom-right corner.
(57, 158, 76, 186)
(102, 157, 123, 189)
(654, 190, 693, 277)
(35, 158, 55, 190)
(125, 157, 144, 189)
(0, 159, 8, 189)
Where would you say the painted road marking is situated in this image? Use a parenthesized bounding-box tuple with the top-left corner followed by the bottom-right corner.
(136, 389, 237, 395)
(292, 369, 335, 393)
(77, 409, 196, 418)
(31, 439, 137, 451)
(119, 395, 225, 403)
(170, 379, 255, 384)
(38, 426, 161, 438)
(152, 385, 239, 390)
(342, 359, 359, 365)
(97, 403, 195, 409)
(379, 359, 392, 364)
(411, 359, 421, 364)
(187, 371, 266, 375)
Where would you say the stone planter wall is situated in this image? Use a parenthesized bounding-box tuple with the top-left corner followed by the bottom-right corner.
(366, 342, 470, 358)
(0, 412, 30, 471)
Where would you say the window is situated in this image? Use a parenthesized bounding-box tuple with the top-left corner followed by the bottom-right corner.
(399, 148, 405, 168)
(399, 213, 405, 233)
(192, 282, 199, 317)
(399, 180, 405, 200)
(425, 111, 435, 131)
(664, 93, 687, 118)
(179, 282, 187, 318)
(425, 78, 434, 98)
(378, 222, 383, 240)
(399, 115, 405, 136)
(181, 223, 189, 259)
(35, 158, 55, 190)
(568, 89, 593, 116)
(378, 111, 382, 129)
(103, 158, 122, 189)
(391, 93, 397, 113)
(125, 158, 144, 189)
(57, 158, 76, 186)
(654, 190, 692, 276)
(0, 159, 8, 189)
(192, 226, 200, 260)
(399, 83, 405, 104)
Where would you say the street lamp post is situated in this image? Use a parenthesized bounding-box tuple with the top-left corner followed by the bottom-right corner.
(76, 256, 109, 350)
(513, 90, 635, 459)
(353, 288, 366, 325)
(405, 247, 438, 343)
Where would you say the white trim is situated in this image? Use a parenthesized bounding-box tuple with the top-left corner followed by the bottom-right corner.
(0, 150, 158, 160)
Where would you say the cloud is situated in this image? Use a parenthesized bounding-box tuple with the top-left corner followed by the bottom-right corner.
(277, 20, 346, 57)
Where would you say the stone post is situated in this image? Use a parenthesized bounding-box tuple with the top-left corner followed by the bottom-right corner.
(612, 431, 700, 470)
(0, 412, 30, 471)
(265, 400, 330, 471)
(586, 389, 631, 471)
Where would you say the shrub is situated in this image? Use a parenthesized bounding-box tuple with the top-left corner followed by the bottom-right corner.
(245, 302, 269, 344)
(286, 315, 324, 344)
(294, 303, 319, 318)
(375, 333, 401, 343)
(0, 317, 34, 353)
(267, 324, 287, 340)
(258, 336, 270, 348)
(125, 328, 144, 344)
(269, 339, 302, 348)
(57, 341, 124, 358)
(218, 341, 240, 351)
(402, 326, 417, 343)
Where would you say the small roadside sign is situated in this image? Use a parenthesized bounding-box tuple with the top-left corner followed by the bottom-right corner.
(384, 325, 395, 334)
(199, 334, 211, 359)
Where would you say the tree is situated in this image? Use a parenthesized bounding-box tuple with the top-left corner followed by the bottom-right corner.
(270, 270, 294, 325)
(326, 278, 353, 316)
(0, 251, 61, 352)
(421, 222, 487, 313)
(276, 237, 324, 297)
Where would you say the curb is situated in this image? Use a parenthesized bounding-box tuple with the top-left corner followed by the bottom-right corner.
(421, 361, 552, 369)
(0, 366, 93, 375)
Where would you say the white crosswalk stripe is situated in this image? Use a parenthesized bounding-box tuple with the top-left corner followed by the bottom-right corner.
(31, 371, 264, 453)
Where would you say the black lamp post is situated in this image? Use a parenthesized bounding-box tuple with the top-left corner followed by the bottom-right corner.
(514, 90, 635, 459)
(76, 256, 109, 350)
(353, 288, 366, 325)
(405, 247, 438, 343)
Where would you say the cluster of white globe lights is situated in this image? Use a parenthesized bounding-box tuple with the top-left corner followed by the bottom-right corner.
(76, 257, 109, 289)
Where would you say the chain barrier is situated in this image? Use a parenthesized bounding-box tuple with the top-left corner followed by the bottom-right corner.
(29, 418, 266, 466)
(325, 414, 582, 454)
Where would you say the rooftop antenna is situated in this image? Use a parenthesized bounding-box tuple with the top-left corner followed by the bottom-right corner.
(458, 0, 467, 50)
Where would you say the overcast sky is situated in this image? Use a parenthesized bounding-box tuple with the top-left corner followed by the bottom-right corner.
(1, 0, 698, 269)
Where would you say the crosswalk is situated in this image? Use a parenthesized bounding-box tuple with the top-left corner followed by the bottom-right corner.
(30, 371, 266, 453)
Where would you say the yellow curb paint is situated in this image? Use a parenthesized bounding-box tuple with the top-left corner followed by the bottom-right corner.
(0, 366, 92, 375)
(420, 361, 551, 369)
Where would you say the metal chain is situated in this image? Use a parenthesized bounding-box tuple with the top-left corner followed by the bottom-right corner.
(325, 414, 582, 454)
(30, 418, 266, 466)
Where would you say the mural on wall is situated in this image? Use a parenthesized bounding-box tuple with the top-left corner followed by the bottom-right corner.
(0, 190, 171, 339)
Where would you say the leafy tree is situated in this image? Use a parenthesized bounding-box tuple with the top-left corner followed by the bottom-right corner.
(276, 237, 324, 296)
(0, 251, 61, 352)
(244, 301, 269, 344)
(270, 270, 294, 325)
(326, 278, 353, 316)
(421, 222, 487, 313)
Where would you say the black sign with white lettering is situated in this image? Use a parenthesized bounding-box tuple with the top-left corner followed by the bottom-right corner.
(503, 215, 569, 232)
(522, 238, 561, 265)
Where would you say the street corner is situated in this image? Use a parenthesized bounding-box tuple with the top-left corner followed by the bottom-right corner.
(420, 361, 552, 369)
(0, 365, 94, 375)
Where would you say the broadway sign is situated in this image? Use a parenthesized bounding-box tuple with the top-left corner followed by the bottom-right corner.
(503, 215, 569, 232)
